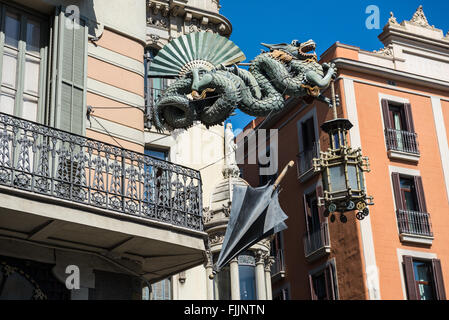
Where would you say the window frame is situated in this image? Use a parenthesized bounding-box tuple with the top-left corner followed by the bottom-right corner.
(0, 1, 49, 124)
(403, 256, 446, 300)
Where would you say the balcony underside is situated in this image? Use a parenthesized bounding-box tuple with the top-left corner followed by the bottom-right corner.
(0, 186, 207, 283)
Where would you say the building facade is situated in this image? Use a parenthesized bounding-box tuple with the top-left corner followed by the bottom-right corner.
(239, 6, 449, 300)
(0, 0, 206, 300)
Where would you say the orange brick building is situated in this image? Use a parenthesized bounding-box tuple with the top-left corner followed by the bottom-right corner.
(239, 6, 449, 300)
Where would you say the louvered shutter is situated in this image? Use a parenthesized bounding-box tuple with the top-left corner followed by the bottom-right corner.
(308, 274, 317, 300)
(432, 259, 446, 300)
(414, 176, 428, 213)
(381, 99, 393, 129)
(403, 256, 418, 300)
(325, 264, 336, 300)
(391, 173, 404, 211)
(53, 7, 87, 135)
(403, 103, 416, 133)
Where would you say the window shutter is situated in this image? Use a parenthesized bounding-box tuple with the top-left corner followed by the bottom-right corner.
(414, 176, 428, 213)
(303, 194, 311, 235)
(431, 259, 446, 300)
(403, 103, 416, 133)
(403, 256, 418, 300)
(316, 185, 326, 220)
(53, 7, 87, 135)
(308, 274, 317, 300)
(381, 99, 393, 129)
(391, 173, 404, 211)
(325, 264, 336, 300)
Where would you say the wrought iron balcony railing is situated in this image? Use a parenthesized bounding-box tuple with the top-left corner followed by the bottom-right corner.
(385, 128, 420, 155)
(303, 221, 330, 258)
(271, 249, 286, 277)
(397, 209, 433, 237)
(0, 112, 203, 231)
(296, 142, 320, 179)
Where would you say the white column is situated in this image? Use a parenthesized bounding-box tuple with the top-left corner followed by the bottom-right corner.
(255, 251, 267, 300)
(265, 257, 274, 300)
(431, 96, 449, 204)
(230, 258, 240, 300)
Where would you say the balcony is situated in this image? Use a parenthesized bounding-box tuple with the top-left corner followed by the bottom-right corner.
(397, 209, 434, 245)
(303, 222, 331, 262)
(271, 249, 286, 283)
(0, 112, 206, 283)
(385, 129, 420, 162)
(296, 142, 320, 183)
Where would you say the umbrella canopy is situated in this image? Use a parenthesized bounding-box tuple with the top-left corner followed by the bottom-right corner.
(214, 182, 288, 273)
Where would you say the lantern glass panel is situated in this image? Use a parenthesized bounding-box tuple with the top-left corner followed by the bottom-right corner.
(329, 165, 346, 192)
(347, 164, 359, 190)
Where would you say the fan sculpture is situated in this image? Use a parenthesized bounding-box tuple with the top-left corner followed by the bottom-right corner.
(148, 32, 337, 130)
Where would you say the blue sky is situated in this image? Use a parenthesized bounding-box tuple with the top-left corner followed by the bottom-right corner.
(220, 0, 449, 131)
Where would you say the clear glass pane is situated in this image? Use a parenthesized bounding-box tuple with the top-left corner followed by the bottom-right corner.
(347, 164, 359, 190)
(2, 50, 18, 88)
(0, 91, 15, 115)
(239, 265, 256, 300)
(5, 13, 20, 48)
(329, 165, 346, 192)
(22, 97, 37, 122)
(26, 19, 41, 53)
(23, 56, 40, 95)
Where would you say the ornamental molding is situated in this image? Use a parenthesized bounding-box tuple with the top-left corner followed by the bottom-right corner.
(387, 12, 399, 26)
(147, 15, 169, 29)
(148, 0, 170, 16)
(409, 5, 434, 29)
(373, 45, 393, 57)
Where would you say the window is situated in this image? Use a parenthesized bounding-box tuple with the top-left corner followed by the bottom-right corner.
(392, 173, 432, 237)
(273, 287, 289, 300)
(309, 263, 337, 300)
(303, 186, 330, 258)
(304, 191, 321, 234)
(381, 99, 419, 154)
(145, 147, 169, 161)
(403, 256, 446, 300)
(150, 278, 171, 300)
(0, 4, 48, 123)
(297, 116, 319, 176)
(270, 232, 285, 277)
(144, 48, 168, 129)
(238, 252, 256, 300)
(258, 147, 276, 186)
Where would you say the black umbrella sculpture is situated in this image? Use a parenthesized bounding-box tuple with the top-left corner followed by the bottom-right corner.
(210, 161, 294, 278)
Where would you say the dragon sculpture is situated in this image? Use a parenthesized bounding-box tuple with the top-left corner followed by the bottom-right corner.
(148, 32, 338, 131)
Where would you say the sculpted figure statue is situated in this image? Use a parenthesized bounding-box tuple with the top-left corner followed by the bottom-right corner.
(148, 32, 338, 131)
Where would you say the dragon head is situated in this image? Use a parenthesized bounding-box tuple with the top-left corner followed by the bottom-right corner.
(295, 39, 317, 60)
(262, 39, 317, 61)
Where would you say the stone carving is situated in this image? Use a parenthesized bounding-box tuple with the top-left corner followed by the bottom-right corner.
(188, 18, 220, 34)
(373, 45, 393, 57)
(388, 12, 399, 25)
(210, 232, 225, 245)
(149, 33, 337, 131)
(149, 34, 160, 44)
(147, 15, 169, 29)
(409, 5, 434, 29)
(223, 123, 240, 178)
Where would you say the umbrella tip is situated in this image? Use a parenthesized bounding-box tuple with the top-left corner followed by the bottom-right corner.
(209, 269, 218, 280)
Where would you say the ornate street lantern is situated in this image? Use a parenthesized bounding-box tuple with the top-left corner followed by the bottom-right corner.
(313, 118, 374, 223)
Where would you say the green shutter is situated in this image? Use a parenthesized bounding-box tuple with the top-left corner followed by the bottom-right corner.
(52, 7, 87, 135)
